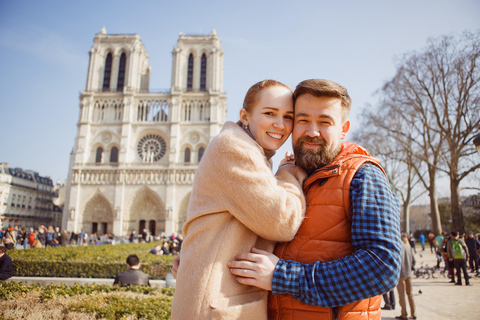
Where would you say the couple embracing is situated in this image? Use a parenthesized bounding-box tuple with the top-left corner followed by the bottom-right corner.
(171, 79, 402, 320)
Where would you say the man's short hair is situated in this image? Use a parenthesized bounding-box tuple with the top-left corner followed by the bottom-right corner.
(293, 79, 351, 121)
(451, 231, 458, 237)
(0, 246, 7, 254)
(126, 254, 140, 267)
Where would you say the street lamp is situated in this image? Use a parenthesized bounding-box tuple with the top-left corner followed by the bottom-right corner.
(474, 133, 480, 158)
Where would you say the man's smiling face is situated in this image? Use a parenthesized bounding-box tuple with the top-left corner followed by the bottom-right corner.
(292, 94, 350, 173)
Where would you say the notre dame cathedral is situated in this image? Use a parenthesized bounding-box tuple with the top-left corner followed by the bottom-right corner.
(63, 27, 227, 237)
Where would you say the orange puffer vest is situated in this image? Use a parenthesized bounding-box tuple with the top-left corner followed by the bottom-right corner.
(268, 142, 385, 320)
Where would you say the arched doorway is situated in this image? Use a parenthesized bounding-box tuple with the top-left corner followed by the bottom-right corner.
(149, 220, 156, 236)
(125, 186, 165, 236)
(82, 191, 114, 235)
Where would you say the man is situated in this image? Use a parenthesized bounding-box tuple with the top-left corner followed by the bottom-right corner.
(228, 79, 401, 319)
(465, 232, 480, 276)
(60, 230, 68, 247)
(428, 232, 437, 253)
(78, 230, 85, 246)
(382, 289, 395, 311)
(408, 234, 417, 253)
(129, 230, 136, 243)
(37, 226, 46, 248)
(419, 233, 425, 251)
(0, 246, 15, 281)
(114, 254, 150, 286)
(396, 233, 416, 320)
(447, 231, 471, 286)
(53, 226, 61, 243)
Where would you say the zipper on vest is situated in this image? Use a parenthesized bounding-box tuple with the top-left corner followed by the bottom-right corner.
(332, 306, 339, 320)
(305, 164, 340, 189)
(311, 164, 340, 176)
(304, 164, 340, 193)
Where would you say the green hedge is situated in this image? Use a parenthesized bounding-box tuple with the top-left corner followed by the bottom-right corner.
(8, 242, 175, 279)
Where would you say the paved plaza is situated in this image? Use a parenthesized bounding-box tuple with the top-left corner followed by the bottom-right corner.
(380, 247, 480, 320)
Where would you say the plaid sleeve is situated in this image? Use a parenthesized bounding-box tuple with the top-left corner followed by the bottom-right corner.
(272, 163, 402, 307)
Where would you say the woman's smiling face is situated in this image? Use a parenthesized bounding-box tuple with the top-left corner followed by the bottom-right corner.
(240, 86, 294, 151)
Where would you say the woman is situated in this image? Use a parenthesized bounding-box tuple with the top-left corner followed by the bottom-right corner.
(171, 80, 306, 320)
(3, 227, 16, 250)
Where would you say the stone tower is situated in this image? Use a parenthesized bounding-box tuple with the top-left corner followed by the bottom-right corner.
(63, 28, 226, 237)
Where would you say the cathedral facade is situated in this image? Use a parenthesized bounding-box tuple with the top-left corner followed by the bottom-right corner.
(63, 28, 226, 237)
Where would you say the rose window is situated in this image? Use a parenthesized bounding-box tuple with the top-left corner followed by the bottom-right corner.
(137, 134, 167, 163)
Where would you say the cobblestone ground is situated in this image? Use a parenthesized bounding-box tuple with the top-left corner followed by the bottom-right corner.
(380, 247, 480, 320)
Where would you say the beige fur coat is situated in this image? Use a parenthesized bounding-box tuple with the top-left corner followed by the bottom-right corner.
(171, 122, 306, 320)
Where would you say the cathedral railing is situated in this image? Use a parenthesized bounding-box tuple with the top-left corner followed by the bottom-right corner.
(135, 99, 170, 123)
(180, 98, 211, 122)
(71, 168, 196, 185)
(92, 99, 124, 123)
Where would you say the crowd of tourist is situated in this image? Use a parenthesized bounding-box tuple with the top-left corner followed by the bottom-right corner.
(0, 223, 183, 284)
(382, 231, 480, 319)
(406, 231, 480, 279)
(0, 225, 184, 254)
(0, 225, 67, 249)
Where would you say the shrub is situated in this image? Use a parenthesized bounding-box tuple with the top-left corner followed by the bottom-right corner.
(0, 282, 174, 319)
(8, 242, 175, 279)
(0, 281, 40, 300)
(67, 295, 172, 320)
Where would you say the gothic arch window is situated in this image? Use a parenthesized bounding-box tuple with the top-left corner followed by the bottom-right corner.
(200, 53, 207, 91)
(103, 53, 112, 91)
(198, 147, 205, 162)
(110, 147, 119, 163)
(184, 147, 191, 163)
(187, 53, 194, 91)
(95, 147, 103, 163)
(117, 53, 126, 91)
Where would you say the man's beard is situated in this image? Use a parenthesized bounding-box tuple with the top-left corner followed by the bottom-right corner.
(294, 136, 341, 175)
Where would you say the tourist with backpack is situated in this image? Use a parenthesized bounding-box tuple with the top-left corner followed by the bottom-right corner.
(447, 231, 471, 286)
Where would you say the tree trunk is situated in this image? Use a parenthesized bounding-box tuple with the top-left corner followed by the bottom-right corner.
(403, 178, 412, 234)
(450, 177, 465, 234)
(403, 204, 410, 234)
(428, 168, 442, 235)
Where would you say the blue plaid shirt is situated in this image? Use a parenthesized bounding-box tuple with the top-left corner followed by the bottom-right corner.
(272, 163, 402, 308)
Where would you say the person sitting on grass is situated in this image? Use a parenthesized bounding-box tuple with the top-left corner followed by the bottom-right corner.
(0, 246, 15, 281)
(149, 244, 162, 255)
(114, 254, 150, 286)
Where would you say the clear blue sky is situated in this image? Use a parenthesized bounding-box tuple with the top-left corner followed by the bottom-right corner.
(1, 0, 479, 194)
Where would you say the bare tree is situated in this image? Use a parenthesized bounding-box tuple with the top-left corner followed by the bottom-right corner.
(355, 105, 431, 234)
(384, 31, 480, 234)
(354, 118, 425, 234)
